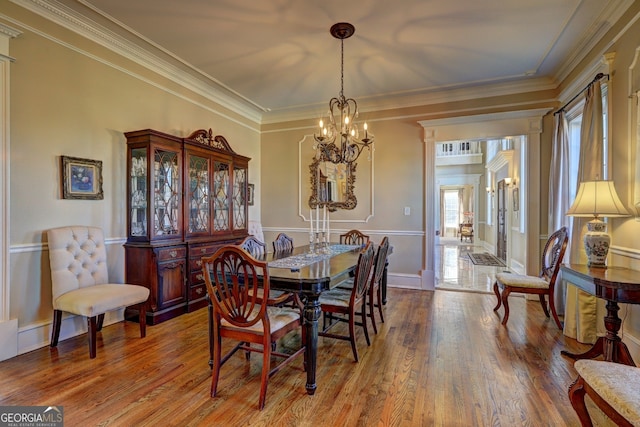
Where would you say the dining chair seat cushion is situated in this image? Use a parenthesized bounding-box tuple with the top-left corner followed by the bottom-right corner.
(574, 359, 640, 425)
(495, 273, 549, 289)
(54, 284, 150, 317)
(221, 306, 301, 333)
(318, 287, 353, 307)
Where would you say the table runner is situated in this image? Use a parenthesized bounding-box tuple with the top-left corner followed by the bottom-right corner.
(268, 244, 360, 269)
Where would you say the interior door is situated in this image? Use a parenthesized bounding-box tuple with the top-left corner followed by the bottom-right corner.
(496, 180, 507, 260)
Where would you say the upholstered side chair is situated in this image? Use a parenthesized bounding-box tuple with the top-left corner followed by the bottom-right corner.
(569, 359, 640, 426)
(493, 226, 569, 329)
(47, 226, 149, 358)
(319, 242, 375, 362)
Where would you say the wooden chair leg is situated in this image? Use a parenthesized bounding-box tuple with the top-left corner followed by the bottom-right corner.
(349, 310, 359, 363)
(258, 337, 271, 410)
(376, 286, 385, 324)
(492, 282, 502, 311)
(538, 294, 550, 318)
(548, 294, 563, 329)
(88, 316, 98, 359)
(210, 331, 222, 398)
(500, 289, 511, 326)
(369, 288, 378, 334)
(361, 301, 370, 346)
(96, 313, 105, 331)
(137, 302, 147, 338)
(50, 310, 62, 348)
(568, 376, 593, 427)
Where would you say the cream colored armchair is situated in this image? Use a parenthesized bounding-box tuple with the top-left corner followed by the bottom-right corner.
(47, 226, 149, 358)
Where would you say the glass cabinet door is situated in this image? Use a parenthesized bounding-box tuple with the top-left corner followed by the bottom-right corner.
(153, 148, 181, 236)
(233, 165, 247, 230)
(187, 153, 210, 234)
(130, 148, 148, 237)
(213, 160, 230, 232)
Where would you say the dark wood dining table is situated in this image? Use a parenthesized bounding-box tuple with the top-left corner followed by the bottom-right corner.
(207, 244, 364, 395)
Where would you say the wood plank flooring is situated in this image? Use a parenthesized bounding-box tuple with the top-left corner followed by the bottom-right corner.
(0, 288, 613, 426)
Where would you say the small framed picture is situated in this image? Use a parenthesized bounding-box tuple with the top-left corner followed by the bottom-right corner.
(61, 156, 104, 200)
(247, 183, 255, 206)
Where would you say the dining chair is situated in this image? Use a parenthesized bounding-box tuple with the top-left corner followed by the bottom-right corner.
(492, 226, 569, 329)
(338, 237, 389, 334)
(202, 245, 306, 410)
(339, 229, 370, 246)
(240, 235, 294, 307)
(240, 235, 266, 258)
(318, 242, 375, 362)
(47, 226, 149, 358)
(568, 359, 640, 426)
(272, 232, 294, 253)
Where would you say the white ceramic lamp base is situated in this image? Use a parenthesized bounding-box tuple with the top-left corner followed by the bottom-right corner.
(583, 218, 609, 269)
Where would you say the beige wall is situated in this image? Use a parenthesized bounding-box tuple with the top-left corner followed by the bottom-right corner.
(3, 1, 640, 361)
(2, 4, 260, 354)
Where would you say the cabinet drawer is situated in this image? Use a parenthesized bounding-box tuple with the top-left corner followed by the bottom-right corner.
(156, 246, 186, 261)
(191, 244, 220, 256)
(190, 268, 206, 285)
(190, 283, 207, 301)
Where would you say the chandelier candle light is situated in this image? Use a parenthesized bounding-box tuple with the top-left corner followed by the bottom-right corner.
(566, 180, 631, 268)
(314, 22, 374, 165)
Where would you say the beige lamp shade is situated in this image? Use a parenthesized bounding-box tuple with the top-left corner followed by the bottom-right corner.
(566, 180, 630, 268)
(566, 180, 630, 218)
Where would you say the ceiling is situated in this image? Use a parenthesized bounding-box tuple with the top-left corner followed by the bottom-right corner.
(62, 0, 630, 122)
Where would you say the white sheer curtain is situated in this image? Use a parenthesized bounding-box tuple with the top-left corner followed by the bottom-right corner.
(563, 81, 603, 344)
(549, 111, 571, 314)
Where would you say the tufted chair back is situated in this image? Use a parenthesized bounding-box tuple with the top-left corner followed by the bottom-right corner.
(248, 220, 265, 243)
(46, 225, 149, 358)
(48, 226, 110, 303)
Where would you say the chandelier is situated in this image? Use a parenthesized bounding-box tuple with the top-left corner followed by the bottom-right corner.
(314, 22, 374, 164)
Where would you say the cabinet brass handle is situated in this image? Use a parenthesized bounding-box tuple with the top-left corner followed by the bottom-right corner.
(170, 250, 177, 258)
(196, 273, 203, 280)
(196, 287, 203, 295)
(196, 260, 202, 267)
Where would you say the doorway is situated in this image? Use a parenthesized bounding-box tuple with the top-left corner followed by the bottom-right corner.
(496, 179, 507, 260)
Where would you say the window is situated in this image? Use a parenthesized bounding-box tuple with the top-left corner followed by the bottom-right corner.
(443, 190, 460, 229)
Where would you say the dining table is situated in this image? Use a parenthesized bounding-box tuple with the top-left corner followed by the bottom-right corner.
(207, 243, 365, 395)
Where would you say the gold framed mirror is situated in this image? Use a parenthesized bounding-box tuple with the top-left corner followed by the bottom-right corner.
(309, 154, 357, 212)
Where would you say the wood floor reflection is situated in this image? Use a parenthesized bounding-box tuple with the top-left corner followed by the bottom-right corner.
(0, 286, 612, 426)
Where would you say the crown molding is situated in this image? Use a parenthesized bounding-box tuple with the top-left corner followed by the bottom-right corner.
(11, 0, 264, 123)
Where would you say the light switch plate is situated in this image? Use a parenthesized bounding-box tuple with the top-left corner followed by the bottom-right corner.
(404, 207, 410, 216)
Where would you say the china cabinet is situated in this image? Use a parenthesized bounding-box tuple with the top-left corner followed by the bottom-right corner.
(124, 128, 250, 324)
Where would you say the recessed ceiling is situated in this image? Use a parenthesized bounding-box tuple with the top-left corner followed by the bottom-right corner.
(68, 0, 629, 120)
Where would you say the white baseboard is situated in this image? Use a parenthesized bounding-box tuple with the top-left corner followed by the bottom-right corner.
(0, 318, 18, 361)
(387, 272, 430, 291)
(15, 310, 124, 357)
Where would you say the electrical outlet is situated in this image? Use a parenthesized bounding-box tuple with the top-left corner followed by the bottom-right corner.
(404, 206, 410, 216)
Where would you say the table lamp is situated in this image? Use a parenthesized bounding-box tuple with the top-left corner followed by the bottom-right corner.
(566, 180, 631, 268)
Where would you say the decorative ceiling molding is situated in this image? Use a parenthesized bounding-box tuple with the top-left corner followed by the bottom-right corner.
(11, 0, 264, 123)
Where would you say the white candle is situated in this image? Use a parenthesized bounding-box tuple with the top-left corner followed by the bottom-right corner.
(327, 211, 330, 243)
(323, 205, 327, 233)
(310, 208, 313, 234)
(316, 205, 319, 233)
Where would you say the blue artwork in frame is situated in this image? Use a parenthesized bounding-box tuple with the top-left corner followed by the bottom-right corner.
(61, 156, 104, 200)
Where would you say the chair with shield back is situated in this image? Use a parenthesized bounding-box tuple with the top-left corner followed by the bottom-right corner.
(272, 232, 294, 253)
(202, 245, 306, 410)
(240, 235, 266, 258)
(340, 229, 370, 246)
(240, 235, 293, 307)
(492, 226, 569, 329)
(337, 237, 389, 334)
(47, 225, 149, 358)
(318, 242, 375, 362)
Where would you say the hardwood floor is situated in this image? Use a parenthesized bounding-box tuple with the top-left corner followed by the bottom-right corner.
(0, 288, 611, 426)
